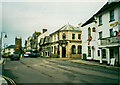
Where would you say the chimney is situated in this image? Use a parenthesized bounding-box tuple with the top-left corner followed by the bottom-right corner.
(43, 29, 47, 33)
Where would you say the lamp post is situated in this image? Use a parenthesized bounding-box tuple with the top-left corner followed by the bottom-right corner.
(0, 32, 7, 61)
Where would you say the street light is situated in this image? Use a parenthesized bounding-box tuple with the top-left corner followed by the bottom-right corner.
(0, 32, 7, 61)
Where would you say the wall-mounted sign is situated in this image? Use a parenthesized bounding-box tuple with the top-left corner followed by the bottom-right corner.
(110, 21, 118, 26)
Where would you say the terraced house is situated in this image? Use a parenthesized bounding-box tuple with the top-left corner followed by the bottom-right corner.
(50, 23, 82, 58)
(39, 29, 50, 57)
(81, 1, 120, 66)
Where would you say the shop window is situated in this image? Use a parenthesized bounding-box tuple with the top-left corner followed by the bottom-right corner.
(102, 49, 106, 58)
(71, 45, 76, 54)
(110, 29, 114, 37)
(45, 52, 47, 56)
(98, 50, 100, 56)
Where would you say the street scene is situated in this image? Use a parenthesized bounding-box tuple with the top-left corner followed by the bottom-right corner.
(2, 58, 119, 84)
(0, 0, 120, 85)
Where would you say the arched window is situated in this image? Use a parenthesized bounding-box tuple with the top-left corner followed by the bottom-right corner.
(88, 27, 91, 39)
(78, 45, 82, 54)
(71, 45, 76, 54)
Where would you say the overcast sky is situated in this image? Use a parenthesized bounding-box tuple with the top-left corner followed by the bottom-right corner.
(1, 0, 108, 47)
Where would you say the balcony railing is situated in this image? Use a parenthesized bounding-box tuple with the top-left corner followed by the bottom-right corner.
(99, 36, 120, 45)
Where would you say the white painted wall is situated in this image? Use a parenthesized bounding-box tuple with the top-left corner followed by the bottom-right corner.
(82, 22, 100, 60)
(97, 7, 119, 39)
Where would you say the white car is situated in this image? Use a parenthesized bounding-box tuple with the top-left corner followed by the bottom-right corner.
(24, 54, 29, 57)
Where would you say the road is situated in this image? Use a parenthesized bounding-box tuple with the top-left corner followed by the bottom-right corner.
(2, 57, 120, 84)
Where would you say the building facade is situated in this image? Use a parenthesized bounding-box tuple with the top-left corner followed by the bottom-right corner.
(4, 45, 15, 55)
(81, 2, 120, 66)
(15, 36, 22, 54)
(50, 24, 82, 58)
(39, 29, 50, 57)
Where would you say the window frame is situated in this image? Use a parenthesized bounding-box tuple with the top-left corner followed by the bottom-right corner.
(110, 29, 114, 37)
(88, 46, 91, 57)
(78, 34, 81, 40)
(99, 15, 102, 26)
(110, 9, 115, 22)
(72, 34, 75, 39)
(88, 27, 91, 39)
(99, 32, 102, 39)
(78, 45, 82, 54)
(71, 45, 76, 54)
(62, 33, 66, 40)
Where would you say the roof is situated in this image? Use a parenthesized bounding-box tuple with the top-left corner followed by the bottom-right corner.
(59, 23, 80, 31)
(81, 2, 120, 27)
(6, 45, 15, 49)
(50, 23, 81, 35)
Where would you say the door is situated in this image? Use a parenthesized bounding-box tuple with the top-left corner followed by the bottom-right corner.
(110, 49, 114, 58)
(62, 47, 66, 58)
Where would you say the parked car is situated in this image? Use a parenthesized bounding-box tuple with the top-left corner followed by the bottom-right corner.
(24, 52, 31, 57)
(8, 54, 13, 58)
(29, 53, 38, 58)
(2, 53, 9, 58)
(10, 54, 20, 60)
(24, 54, 29, 57)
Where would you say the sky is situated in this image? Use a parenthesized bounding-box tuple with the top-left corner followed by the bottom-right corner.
(1, 0, 108, 47)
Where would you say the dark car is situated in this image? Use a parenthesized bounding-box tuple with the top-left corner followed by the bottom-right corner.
(10, 54, 20, 60)
(8, 54, 13, 58)
(29, 53, 38, 58)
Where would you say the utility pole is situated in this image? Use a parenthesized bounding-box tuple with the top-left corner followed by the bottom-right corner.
(0, 32, 7, 61)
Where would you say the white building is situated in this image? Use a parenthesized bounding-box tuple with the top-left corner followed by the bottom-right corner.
(81, 2, 120, 66)
(5, 45, 15, 55)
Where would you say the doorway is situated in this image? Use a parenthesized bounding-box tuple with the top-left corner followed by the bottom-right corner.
(110, 49, 114, 58)
(62, 47, 66, 58)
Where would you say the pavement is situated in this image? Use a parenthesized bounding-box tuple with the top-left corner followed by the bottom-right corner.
(58, 58, 120, 70)
(0, 58, 8, 85)
(0, 58, 4, 64)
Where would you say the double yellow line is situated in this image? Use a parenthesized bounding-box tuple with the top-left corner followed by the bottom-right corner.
(0, 75, 16, 85)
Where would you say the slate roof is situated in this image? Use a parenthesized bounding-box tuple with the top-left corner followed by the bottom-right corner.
(50, 23, 81, 35)
(59, 23, 80, 31)
(6, 45, 15, 49)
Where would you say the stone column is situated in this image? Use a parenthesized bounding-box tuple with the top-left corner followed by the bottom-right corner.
(106, 48, 110, 65)
(59, 46, 62, 58)
(100, 49, 102, 64)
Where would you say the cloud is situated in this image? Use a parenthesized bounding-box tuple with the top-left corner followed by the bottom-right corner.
(2, 2, 106, 46)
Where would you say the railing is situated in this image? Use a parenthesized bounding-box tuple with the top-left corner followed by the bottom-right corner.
(99, 36, 120, 45)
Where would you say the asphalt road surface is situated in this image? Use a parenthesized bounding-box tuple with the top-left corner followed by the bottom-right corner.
(2, 57, 120, 84)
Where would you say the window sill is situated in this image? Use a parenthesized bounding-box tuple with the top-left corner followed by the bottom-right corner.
(98, 24, 103, 26)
